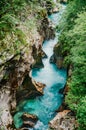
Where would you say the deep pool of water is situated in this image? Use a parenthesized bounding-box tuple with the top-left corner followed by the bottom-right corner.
(14, 4, 67, 130)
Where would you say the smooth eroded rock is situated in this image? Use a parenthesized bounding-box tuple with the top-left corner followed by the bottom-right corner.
(16, 74, 45, 103)
(32, 44, 44, 68)
(49, 110, 78, 130)
(32, 80, 45, 94)
(53, 7, 59, 13)
(52, 43, 63, 68)
(22, 113, 38, 128)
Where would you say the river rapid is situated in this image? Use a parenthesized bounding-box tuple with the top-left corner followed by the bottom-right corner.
(14, 4, 67, 130)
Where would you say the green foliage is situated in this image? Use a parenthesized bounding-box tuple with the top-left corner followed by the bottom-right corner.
(0, 0, 27, 16)
(58, 0, 86, 129)
(77, 96, 86, 130)
(0, 14, 18, 39)
(0, 0, 48, 66)
(58, 0, 86, 65)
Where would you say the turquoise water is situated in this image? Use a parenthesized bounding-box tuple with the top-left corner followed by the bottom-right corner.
(14, 4, 66, 130)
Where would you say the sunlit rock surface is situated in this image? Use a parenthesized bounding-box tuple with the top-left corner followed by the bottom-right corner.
(49, 110, 78, 130)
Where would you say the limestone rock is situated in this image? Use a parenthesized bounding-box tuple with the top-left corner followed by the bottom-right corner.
(39, 17, 55, 40)
(32, 44, 44, 68)
(22, 113, 38, 122)
(53, 7, 59, 13)
(32, 80, 45, 94)
(16, 74, 45, 103)
(22, 113, 38, 128)
(51, 43, 63, 69)
(49, 110, 78, 130)
(0, 85, 13, 129)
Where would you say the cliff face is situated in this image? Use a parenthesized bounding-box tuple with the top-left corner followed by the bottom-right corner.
(0, 1, 55, 129)
(0, 17, 42, 129)
(50, 43, 64, 69)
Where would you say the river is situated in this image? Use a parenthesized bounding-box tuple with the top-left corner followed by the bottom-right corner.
(14, 4, 67, 130)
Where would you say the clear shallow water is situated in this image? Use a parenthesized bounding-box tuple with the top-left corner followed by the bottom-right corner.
(14, 4, 67, 130)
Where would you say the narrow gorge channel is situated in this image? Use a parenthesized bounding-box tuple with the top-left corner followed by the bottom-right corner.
(14, 4, 67, 130)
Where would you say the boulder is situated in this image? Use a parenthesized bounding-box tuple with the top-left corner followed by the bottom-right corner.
(53, 7, 59, 13)
(23, 121, 34, 128)
(22, 113, 38, 128)
(49, 110, 78, 130)
(32, 80, 45, 94)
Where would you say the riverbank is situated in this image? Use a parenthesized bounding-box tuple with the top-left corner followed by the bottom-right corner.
(49, 0, 86, 130)
(0, 1, 56, 129)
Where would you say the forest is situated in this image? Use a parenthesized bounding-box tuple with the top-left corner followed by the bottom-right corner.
(58, 0, 86, 129)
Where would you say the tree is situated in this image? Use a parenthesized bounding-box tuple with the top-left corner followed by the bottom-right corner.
(58, 1, 86, 129)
